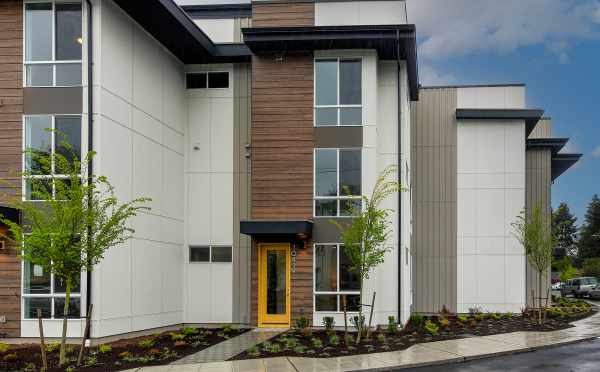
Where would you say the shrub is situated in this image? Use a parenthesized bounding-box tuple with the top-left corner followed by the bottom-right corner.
(0, 343, 10, 353)
(84, 355, 98, 367)
(118, 351, 132, 360)
(409, 313, 425, 328)
(387, 316, 398, 334)
(262, 342, 282, 353)
(174, 340, 187, 347)
(505, 312, 514, 319)
(439, 317, 450, 328)
(474, 313, 485, 321)
(322, 316, 335, 332)
(46, 342, 61, 353)
(98, 344, 112, 354)
(247, 345, 261, 357)
(282, 337, 299, 350)
(138, 339, 155, 349)
(148, 348, 162, 356)
(182, 327, 199, 336)
(491, 312, 502, 321)
(220, 324, 234, 333)
(377, 333, 386, 343)
(170, 332, 186, 342)
(424, 320, 439, 336)
(2, 353, 17, 362)
(582, 258, 600, 279)
(457, 314, 468, 323)
(293, 345, 307, 354)
(295, 316, 310, 330)
(311, 338, 323, 348)
(350, 315, 366, 332)
(328, 334, 340, 346)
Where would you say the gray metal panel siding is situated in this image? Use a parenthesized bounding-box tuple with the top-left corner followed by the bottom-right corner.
(410, 87, 457, 313)
(528, 118, 553, 139)
(525, 147, 552, 305)
(234, 17, 252, 43)
(232, 63, 252, 324)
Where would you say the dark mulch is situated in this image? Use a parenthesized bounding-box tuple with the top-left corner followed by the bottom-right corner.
(231, 304, 596, 360)
(0, 326, 249, 372)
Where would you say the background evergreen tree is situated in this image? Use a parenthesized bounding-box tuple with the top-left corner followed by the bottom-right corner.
(577, 195, 600, 263)
(552, 202, 578, 257)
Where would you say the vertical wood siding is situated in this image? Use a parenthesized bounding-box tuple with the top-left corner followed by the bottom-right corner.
(0, 0, 23, 338)
(252, 1, 314, 27)
(410, 88, 457, 313)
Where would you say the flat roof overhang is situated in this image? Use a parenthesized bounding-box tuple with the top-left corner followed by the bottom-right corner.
(526, 138, 569, 155)
(552, 153, 582, 181)
(456, 108, 544, 137)
(242, 25, 419, 101)
(112, 0, 251, 64)
(240, 220, 313, 243)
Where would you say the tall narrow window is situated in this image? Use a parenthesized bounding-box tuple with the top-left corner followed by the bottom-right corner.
(314, 148, 362, 217)
(314, 244, 360, 312)
(315, 59, 362, 126)
(24, 1, 82, 87)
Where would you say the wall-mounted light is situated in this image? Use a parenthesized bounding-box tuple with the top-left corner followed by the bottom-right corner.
(76, 37, 83, 45)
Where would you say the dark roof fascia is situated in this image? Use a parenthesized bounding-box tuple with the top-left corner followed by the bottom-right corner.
(242, 25, 419, 100)
(526, 138, 569, 155)
(240, 220, 313, 237)
(552, 153, 582, 181)
(456, 108, 544, 137)
(421, 83, 525, 89)
(182, 4, 252, 19)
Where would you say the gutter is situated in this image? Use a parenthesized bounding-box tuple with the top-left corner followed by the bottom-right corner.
(85, 0, 93, 340)
(396, 29, 403, 322)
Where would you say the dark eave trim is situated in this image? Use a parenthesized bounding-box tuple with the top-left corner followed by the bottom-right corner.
(242, 25, 419, 100)
(456, 108, 544, 137)
(421, 83, 525, 89)
(526, 138, 569, 155)
(552, 153, 582, 181)
(182, 4, 252, 19)
(240, 220, 314, 237)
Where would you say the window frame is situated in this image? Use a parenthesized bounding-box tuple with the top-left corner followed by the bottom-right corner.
(312, 243, 361, 314)
(21, 260, 82, 320)
(189, 245, 233, 263)
(313, 148, 362, 217)
(22, 114, 83, 201)
(184, 71, 230, 90)
(314, 57, 363, 127)
(23, 0, 83, 88)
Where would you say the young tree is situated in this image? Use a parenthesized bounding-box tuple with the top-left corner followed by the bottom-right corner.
(331, 166, 402, 343)
(0, 135, 150, 366)
(552, 202, 578, 257)
(578, 195, 600, 262)
(512, 204, 554, 324)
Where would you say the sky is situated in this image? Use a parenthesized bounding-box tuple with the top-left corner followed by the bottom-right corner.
(406, 0, 600, 225)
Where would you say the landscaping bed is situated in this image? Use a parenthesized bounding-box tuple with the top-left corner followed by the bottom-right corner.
(232, 298, 596, 360)
(0, 325, 248, 372)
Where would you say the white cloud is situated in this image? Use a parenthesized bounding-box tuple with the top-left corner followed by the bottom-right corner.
(418, 64, 457, 86)
(407, 0, 600, 62)
(591, 145, 600, 158)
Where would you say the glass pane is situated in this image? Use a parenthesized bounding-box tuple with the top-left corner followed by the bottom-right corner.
(208, 72, 229, 88)
(190, 246, 210, 262)
(343, 294, 361, 312)
(55, 116, 82, 168)
(340, 246, 360, 291)
(315, 149, 337, 197)
(56, 63, 82, 86)
(340, 199, 361, 217)
(23, 262, 51, 294)
(54, 297, 81, 319)
(55, 3, 82, 61)
(339, 107, 362, 126)
(186, 73, 207, 89)
(54, 276, 80, 294)
(211, 246, 232, 263)
(339, 60, 361, 105)
(54, 177, 82, 201)
(315, 107, 338, 127)
(26, 64, 53, 86)
(25, 178, 53, 201)
(315, 60, 338, 105)
(25, 3, 52, 61)
(24, 297, 51, 319)
(314, 245, 337, 291)
(315, 295, 337, 312)
(315, 199, 337, 216)
(25, 116, 52, 175)
(266, 250, 286, 315)
(339, 150, 361, 196)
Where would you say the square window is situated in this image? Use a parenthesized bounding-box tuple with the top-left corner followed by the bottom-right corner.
(186, 73, 207, 89)
(339, 107, 362, 126)
(54, 297, 81, 319)
(315, 200, 337, 217)
(344, 294, 361, 312)
(315, 107, 338, 126)
(53, 275, 80, 294)
(340, 199, 361, 217)
(208, 72, 229, 88)
(211, 246, 232, 263)
(190, 246, 210, 262)
(56, 63, 82, 86)
(25, 178, 53, 201)
(26, 64, 53, 86)
(23, 262, 51, 294)
(315, 295, 337, 312)
(24, 297, 51, 319)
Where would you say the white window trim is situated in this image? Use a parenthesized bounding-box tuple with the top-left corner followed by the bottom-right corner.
(313, 243, 360, 314)
(22, 114, 82, 201)
(314, 57, 363, 127)
(313, 148, 362, 218)
(184, 71, 230, 90)
(189, 245, 233, 264)
(23, 0, 83, 87)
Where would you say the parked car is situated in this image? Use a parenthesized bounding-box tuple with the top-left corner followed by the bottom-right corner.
(589, 284, 600, 300)
(552, 282, 562, 290)
(561, 277, 599, 298)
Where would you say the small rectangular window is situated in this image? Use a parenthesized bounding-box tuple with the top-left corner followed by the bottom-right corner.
(186, 73, 207, 89)
(190, 246, 210, 262)
(211, 246, 232, 263)
(208, 72, 229, 88)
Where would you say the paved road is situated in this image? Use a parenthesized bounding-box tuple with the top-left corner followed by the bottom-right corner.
(400, 338, 600, 372)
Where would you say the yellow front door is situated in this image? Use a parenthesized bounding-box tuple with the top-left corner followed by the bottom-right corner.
(258, 243, 291, 327)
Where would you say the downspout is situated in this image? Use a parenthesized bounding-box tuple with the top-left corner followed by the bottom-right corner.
(396, 30, 402, 322)
(85, 0, 93, 340)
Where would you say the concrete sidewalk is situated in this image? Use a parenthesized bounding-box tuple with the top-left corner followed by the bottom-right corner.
(128, 311, 600, 372)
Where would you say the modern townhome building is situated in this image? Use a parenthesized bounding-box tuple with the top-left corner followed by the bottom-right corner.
(0, 0, 580, 339)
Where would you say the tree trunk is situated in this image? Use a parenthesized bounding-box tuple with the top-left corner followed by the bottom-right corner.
(37, 308, 48, 371)
(537, 272, 542, 325)
(366, 291, 376, 341)
(59, 278, 71, 366)
(77, 304, 93, 366)
(343, 295, 348, 339)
